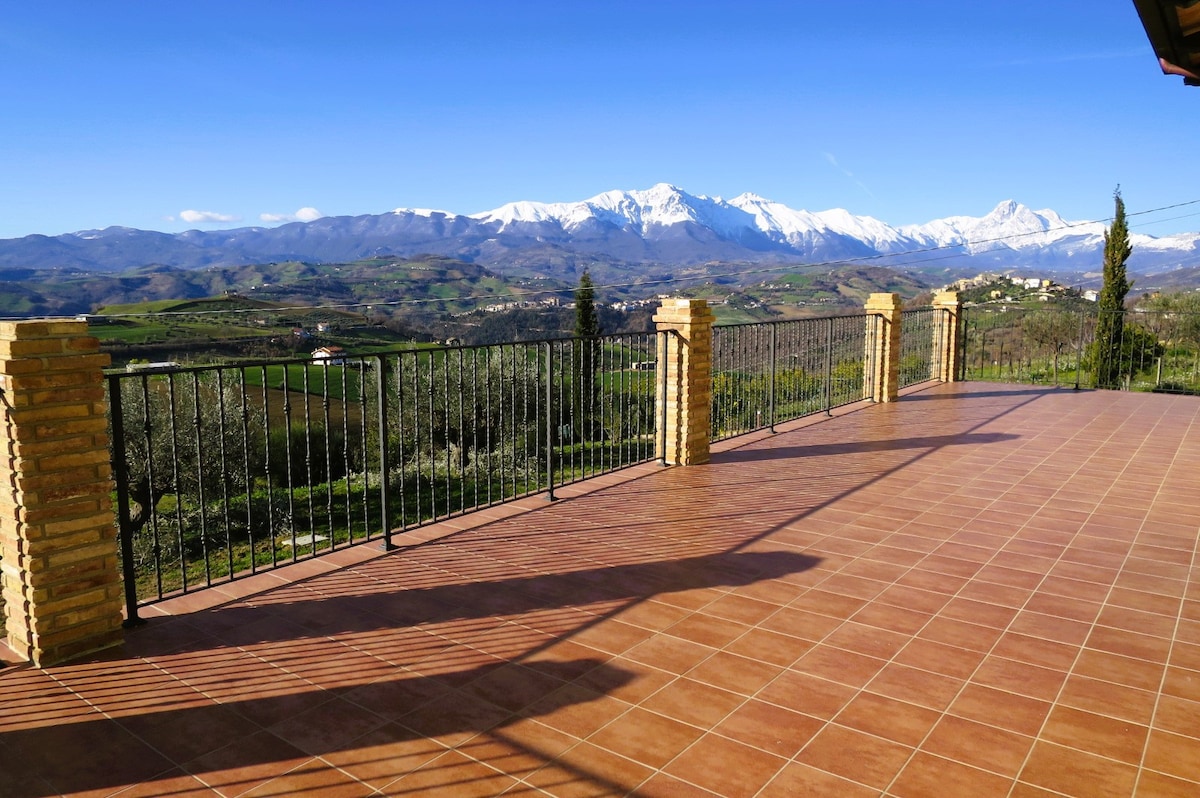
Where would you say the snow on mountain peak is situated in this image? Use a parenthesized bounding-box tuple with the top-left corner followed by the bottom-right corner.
(393, 207, 457, 218)
(977, 200, 1054, 237)
(468, 183, 752, 235)
(586, 184, 703, 227)
(726, 193, 909, 251)
(439, 186, 1186, 265)
(901, 200, 1108, 254)
(463, 187, 1131, 257)
(991, 199, 1020, 218)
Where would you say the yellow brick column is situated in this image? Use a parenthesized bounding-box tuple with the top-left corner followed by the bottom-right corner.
(864, 293, 903, 403)
(0, 320, 123, 666)
(932, 290, 963, 382)
(654, 299, 716, 466)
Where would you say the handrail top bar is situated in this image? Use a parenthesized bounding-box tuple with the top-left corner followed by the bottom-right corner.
(714, 311, 877, 332)
(103, 329, 666, 378)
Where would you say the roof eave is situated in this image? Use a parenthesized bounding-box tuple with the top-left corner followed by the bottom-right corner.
(1133, 0, 1200, 86)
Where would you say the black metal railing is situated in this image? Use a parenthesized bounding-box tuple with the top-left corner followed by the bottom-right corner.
(107, 308, 959, 617)
(899, 308, 937, 388)
(711, 314, 869, 441)
(962, 305, 1200, 393)
(108, 332, 661, 615)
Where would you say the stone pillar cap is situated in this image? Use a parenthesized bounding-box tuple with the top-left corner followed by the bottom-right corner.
(865, 293, 903, 310)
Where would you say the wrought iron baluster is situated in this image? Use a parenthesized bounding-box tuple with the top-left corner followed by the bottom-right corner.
(165, 374, 187, 591)
(427, 351, 437, 519)
(395, 353, 407, 533)
(215, 369, 232, 578)
(302, 364, 316, 555)
(444, 349, 453, 518)
(238, 368, 254, 572)
(484, 346, 493, 507)
(549, 340, 556, 499)
(188, 372, 210, 586)
(281, 365, 297, 561)
(320, 361, 334, 549)
(470, 346, 479, 511)
(107, 376, 141, 624)
(413, 351, 422, 525)
(376, 354, 392, 550)
(260, 366, 277, 568)
(358, 360, 371, 539)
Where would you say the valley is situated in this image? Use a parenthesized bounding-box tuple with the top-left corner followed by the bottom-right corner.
(5, 184, 1199, 367)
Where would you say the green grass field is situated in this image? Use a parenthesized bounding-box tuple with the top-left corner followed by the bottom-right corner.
(241, 363, 366, 402)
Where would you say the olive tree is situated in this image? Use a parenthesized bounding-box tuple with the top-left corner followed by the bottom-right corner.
(112, 371, 264, 566)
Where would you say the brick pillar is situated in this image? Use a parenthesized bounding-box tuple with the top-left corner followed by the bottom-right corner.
(654, 299, 716, 466)
(932, 290, 963, 382)
(864, 293, 903, 403)
(0, 320, 123, 666)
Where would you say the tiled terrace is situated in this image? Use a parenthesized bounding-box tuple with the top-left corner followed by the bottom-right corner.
(3, 381, 1200, 797)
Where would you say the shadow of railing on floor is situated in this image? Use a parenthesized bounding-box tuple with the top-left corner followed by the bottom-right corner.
(134, 549, 822, 655)
(0, 658, 634, 798)
(712, 432, 1019, 463)
(898, 385, 1072, 401)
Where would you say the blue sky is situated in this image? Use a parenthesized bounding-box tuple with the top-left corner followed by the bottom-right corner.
(2, 1, 1197, 240)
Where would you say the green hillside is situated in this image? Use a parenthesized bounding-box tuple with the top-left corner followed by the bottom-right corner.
(0, 256, 572, 320)
(91, 295, 419, 367)
(671, 265, 936, 321)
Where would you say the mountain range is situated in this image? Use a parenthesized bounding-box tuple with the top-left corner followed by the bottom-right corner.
(4, 184, 1198, 280)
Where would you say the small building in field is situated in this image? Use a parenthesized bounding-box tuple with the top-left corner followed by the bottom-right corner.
(312, 346, 347, 365)
(125, 361, 180, 373)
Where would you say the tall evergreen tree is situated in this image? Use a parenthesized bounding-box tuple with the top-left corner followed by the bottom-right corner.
(573, 270, 601, 439)
(1092, 188, 1133, 389)
(574, 270, 600, 338)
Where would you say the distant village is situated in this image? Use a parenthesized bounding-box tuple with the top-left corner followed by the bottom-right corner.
(945, 273, 1098, 304)
(478, 296, 664, 314)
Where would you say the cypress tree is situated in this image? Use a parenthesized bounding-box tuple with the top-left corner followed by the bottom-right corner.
(1092, 188, 1133, 389)
(574, 270, 599, 338)
(573, 270, 600, 440)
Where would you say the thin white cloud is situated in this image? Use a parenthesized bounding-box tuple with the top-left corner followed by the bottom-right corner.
(261, 207, 323, 223)
(822, 152, 876, 200)
(180, 209, 241, 224)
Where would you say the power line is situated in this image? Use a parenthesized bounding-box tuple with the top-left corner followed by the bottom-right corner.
(1129, 210, 1200, 230)
(87, 197, 1200, 320)
(1126, 197, 1200, 219)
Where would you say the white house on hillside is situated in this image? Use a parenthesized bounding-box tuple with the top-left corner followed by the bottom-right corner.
(312, 345, 347, 365)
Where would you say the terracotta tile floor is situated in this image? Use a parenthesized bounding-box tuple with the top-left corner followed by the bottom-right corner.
(4, 382, 1200, 797)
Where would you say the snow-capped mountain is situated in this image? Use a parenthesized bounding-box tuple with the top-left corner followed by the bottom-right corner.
(466, 184, 911, 257)
(3, 184, 1199, 278)
(902, 200, 1102, 253)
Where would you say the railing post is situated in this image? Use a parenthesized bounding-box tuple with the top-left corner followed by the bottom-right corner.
(1074, 309, 1086, 391)
(545, 341, 556, 501)
(106, 377, 142, 627)
(768, 323, 777, 432)
(864, 293, 903, 403)
(657, 332, 668, 466)
(823, 317, 834, 416)
(654, 299, 716, 466)
(931, 290, 962, 383)
(958, 310, 970, 382)
(0, 320, 123, 666)
(376, 355, 393, 551)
